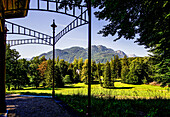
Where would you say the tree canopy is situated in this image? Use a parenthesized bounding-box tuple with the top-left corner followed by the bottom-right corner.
(91, 0, 169, 83)
(92, 0, 169, 59)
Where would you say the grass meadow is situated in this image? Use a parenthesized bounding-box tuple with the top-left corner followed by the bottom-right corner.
(6, 81, 170, 116)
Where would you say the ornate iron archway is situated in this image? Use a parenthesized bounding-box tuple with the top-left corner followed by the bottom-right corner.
(6, 20, 53, 46)
(0, 0, 92, 116)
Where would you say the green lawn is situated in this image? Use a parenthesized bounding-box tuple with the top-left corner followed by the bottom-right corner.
(7, 82, 170, 99)
(6, 82, 170, 116)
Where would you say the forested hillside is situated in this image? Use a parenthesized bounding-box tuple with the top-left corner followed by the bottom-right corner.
(38, 45, 127, 63)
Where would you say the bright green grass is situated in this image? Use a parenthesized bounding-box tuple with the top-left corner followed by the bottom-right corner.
(7, 82, 170, 99)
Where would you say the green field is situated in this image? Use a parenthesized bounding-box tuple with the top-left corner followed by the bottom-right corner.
(6, 82, 170, 116)
(7, 82, 170, 99)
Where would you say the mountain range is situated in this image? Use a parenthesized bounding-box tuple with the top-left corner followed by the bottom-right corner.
(38, 45, 137, 63)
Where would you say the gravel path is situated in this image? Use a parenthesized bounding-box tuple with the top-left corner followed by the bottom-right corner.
(6, 94, 72, 117)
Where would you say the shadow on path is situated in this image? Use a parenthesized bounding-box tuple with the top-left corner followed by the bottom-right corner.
(6, 94, 74, 117)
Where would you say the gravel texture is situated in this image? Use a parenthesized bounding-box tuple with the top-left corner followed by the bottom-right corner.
(6, 94, 72, 117)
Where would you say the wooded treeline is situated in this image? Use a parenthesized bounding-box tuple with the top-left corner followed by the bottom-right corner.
(6, 45, 169, 90)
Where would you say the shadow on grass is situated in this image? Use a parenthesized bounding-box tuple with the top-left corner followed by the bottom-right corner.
(103, 87, 134, 89)
(63, 86, 84, 88)
(114, 79, 122, 82)
(112, 87, 134, 89)
(56, 94, 170, 117)
(91, 81, 100, 84)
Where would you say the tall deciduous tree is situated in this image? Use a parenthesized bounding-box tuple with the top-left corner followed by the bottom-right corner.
(45, 59, 53, 87)
(6, 45, 20, 90)
(45, 59, 64, 88)
(17, 59, 30, 88)
(81, 59, 88, 83)
(59, 59, 68, 78)
(29, 56, 41, 88)
(92, 0, 169, 83)
(55, 63, 64, 87)
(126, 57, 152, 84)
(72, 57, 79, 82)
(37, 60, 48, 87)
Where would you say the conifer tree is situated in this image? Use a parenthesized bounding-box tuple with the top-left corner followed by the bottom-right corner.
(121, 55, 129, 83)
(103, 61, 112, 88)
(115, 55, 121, 78)
(110, 57, 116, 84)
(91, 60, 97, 80)
(97, 62, 102, 80)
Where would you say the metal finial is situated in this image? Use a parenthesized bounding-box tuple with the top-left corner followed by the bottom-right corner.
(51, 19, 57, 28)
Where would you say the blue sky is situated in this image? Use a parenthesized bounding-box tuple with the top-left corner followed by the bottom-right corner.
(6, 1, 150, 58)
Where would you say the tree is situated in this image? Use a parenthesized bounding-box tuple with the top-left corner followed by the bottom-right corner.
(92, 0, 169, 56)
(45, 59, 64, 88)
(72, 57, 79, 82)
(29, 56, 41, 88)
(78, 57, 84, 79)
(59, 59, 68, 78)
(6, 45, 21, 90)
(103, 61, 113, 88)
(81, 59, 88, 83)
(64, 75, 72, 84)
(96, 62, 102, 80)
(17, 59, 30, 89)
(115, 55, 121, 78)
(121, 55, 130, 83)
(110, 57, 116, 81)
(92, 0, 169, 83)
(55, 63, 64, 87)
(56, 56, 59, 65)
(67, 63, 74, 83)
(37, 60, 48, 87)
(45, 59, 53, 87)
(91, 60, 97, 80)
(126, 57, 151, 84)
(78, 57, 84, 70)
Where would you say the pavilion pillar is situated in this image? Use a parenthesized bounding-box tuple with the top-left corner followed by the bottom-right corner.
(0, 5, 6, 113)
